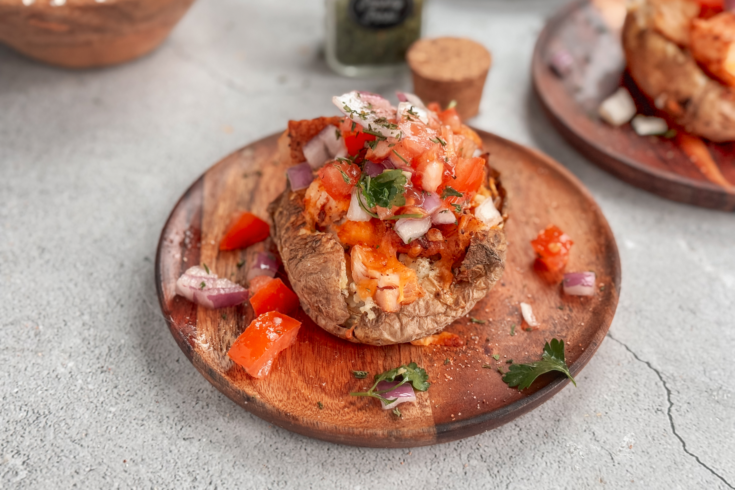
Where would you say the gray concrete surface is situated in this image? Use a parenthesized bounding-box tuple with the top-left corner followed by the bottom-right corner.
(1, 0, 734, 488)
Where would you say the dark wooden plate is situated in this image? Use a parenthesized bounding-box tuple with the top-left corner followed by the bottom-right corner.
(155, 129, 621, 448)
(533, 0, 735, 211)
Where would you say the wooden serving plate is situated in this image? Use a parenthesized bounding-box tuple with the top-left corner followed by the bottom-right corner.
(155, 129, 621, 448)
(533, 0, 735, 211)
(0, 0, 195, 68)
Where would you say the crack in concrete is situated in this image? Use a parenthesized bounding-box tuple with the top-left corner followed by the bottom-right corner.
(607, 333, 734, 489)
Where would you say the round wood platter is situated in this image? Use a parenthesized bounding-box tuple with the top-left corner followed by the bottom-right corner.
(155, 129, 621, 448)
(533, 0, 735, 211)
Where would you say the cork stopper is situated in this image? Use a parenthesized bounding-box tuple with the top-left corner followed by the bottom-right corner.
(407, 37, 492, 120)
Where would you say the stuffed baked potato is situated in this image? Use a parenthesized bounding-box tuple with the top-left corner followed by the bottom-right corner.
(622, 0, 735, 142)
(268, 92, 508, 345)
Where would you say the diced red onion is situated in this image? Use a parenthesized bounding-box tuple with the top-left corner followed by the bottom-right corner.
(346, 189, 372, 222)
(176, 266, 249, 309)
(396, 92, 409, 102)
(397, 101, 430, 125)
(475, 198, 502, 227)
(303, 135, 330, 169)
(332, 91, 400, 139)
(432, 209, 456, 225)
(549, 49, 574, 77)
(376, 381, 416, 409)
(364, 161, 384, 177)
(421, 192, 441, 214)
(381, 159, 396, 169)
(287, 162, 314, 191)
(318, 125, 346, 158)
(247, 252, 278, 281)
(563, 272, 596, 296)
(394, 216, 431, 244)
(520, 302, 539, 327)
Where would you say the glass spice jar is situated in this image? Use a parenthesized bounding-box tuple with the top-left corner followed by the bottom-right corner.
(325, 0, 424, 78)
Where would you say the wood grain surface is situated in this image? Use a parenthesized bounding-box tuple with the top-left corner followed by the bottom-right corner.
(0, 0, 195, 68)
(155, 129, 621, 448)
(533, 0, 735, 211)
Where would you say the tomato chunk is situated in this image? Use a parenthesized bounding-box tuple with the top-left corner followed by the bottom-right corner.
(317, 161, 361, 200)
(531, 225, 574, 275)
(227, 311, 301, 378)
(343, 130, 376, 155)
(249, 278, 300, 316)
(220, 212, 270, 251)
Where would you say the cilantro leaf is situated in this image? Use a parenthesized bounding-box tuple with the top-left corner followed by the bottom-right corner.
(352, 370, 369, 379)
(350, 362, 430, 405)
(359, 170, 407, 210)
(441, 186, 463, 199)
(502, 339, 576, 391)
(393, 408, 402, 418)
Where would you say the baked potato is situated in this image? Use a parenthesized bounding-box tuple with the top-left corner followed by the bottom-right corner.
(268, 92, 508, 345)
(622, 0, 735, 142)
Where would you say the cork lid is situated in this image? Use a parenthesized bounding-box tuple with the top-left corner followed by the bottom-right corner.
(407, 37, 492, 83)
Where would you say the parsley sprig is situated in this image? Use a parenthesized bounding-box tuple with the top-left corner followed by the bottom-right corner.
(441, 186, 463, 199)
(350, 362, 430, 405)
(502, 339, 576, 390)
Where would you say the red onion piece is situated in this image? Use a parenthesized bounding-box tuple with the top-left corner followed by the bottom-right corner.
(475, 198, 502, 227)
(247, 252, 278, 281)
(520, 302, 539, 327)
(394, 216, 431, 244)
(421, 192, 441, 214)
(320, 125, 345, 157)
(549, 49, 574, 77)
(563, 272, 596, 296)
(303, 134, 329, 169)
(432, 209, 456, 225)
(346, 189, 372, 222)
(287, 162, 313, 191)
(376, 381, 416, 409)
(176, 266, 249, 309)
(396, 92, 409, 102)
(381, 159, 396, 170)
(364, 161, 384, 177)
(332, 91, 400, 139)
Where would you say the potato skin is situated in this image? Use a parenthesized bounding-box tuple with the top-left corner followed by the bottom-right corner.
(622, 6, 735, 142)
(268, 149, 508, 346)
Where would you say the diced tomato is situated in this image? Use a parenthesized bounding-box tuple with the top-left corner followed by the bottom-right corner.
(340, 120, 377, 155)
(249, 278, 300, 316)
(437, 107, 462, 131)
(220, 212, 270, 251)
(439, 156, 485, 201)
(697, 0, 724, 17)
(531, 225, 574, 276)
(227, 311, 301, 379)
(249, 276, 274, 295)
(317, 161, 361, 200)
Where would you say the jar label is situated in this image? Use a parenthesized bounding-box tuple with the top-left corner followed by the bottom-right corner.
(349, 0, 414, 30)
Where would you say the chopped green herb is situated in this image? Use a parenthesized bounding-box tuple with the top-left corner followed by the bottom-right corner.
(447, 100, 457, 109)
(236, 260, 245, 268)
(359, 169, 408, 210)
(510, 324, 516, 336)
(352, 370, 369, 379)
(497, 367, 505, 375)
(221, 313, 227, 320)
(506, 359, 513, 364)
(441, 186, 463, 199)
(366, 139, 378, 150)
(362, 128, 387, 140)
(351, 121, 356, 132)
(393, 408, 402, 418)
(444, 358, 450, 365)
(429, 137, 447, 147)
(350, 363, 430, 406)
(470, 317, 486, 324)
(502, 339, 576, 391)
(452, 203, 462, 214)
(392, 149, 409, 165)
(200, 282, 206, 290)
(493, 354, 500, 361)
(335, 129, 341, 140)
(317, 401, 324, 410)
(482, 364, 493, 369)
(599, 285, 606, 291)
(384, 213, 424, 220)
(557, 305, 565, 310)
(333, 163, 351, 183)
(664, 129, 677, 139)
(202, 263, 210, 274)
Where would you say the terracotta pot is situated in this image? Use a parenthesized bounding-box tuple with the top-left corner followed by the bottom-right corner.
(0, 0, 195, 68)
